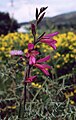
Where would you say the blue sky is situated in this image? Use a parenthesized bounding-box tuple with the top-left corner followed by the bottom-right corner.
(0, 0, 76, 23)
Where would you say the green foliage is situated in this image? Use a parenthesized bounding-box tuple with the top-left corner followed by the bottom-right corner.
(0, 31, 76, 119)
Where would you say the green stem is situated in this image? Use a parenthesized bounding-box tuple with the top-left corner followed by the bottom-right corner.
(18, 100, 22, 119)
(24, 82, 27, 111)
(24, 65, 31, 111)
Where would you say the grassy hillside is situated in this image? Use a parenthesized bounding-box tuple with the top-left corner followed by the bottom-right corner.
(19, 11, 76, 32)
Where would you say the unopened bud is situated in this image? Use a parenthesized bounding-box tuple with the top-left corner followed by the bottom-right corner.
(31, 24, 36, 36)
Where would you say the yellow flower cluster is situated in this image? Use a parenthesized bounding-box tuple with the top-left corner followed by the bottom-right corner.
(0, 32, 76, 71)
(64, 91, 74, 99)
(64, 87, 76, 105)
(53, 32, 76, 69)
(0, 32, 33, 60)
(64, 85, 76, 105)
(31, 82, 42, 88)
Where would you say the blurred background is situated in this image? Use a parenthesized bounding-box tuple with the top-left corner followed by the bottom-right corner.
(0, 0, 76, 32)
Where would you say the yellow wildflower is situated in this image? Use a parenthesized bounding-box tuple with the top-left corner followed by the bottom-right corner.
(0, 47, 5, 51)
(70, 92, 74, 97)
(31, 82, 42, 88)
(74, 89, 76, 93)
(70, 100, 75, 105)
(44, 49, 47, 52)
(24, 49, 28, 53)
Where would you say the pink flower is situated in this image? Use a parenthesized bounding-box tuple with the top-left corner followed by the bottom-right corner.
(25, 76, 37, 83)
(40, 32, 59, 50)
(28, 43, 34, 51)
(26, 43, 39, 65)
(34, 64, 51, 76)
(10, 50, 23, 56)
(34, 55, 51, 76)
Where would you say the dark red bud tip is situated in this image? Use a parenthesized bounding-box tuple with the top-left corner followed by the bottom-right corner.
(31, 24, 36, 35)
(40, 6, 48, 14)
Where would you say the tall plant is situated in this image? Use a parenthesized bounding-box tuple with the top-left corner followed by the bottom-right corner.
(9, 7, 58, 119)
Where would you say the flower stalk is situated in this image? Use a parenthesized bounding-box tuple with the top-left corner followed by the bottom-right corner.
(10, 6, 58, 118)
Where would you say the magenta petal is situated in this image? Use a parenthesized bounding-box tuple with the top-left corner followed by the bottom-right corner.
(34, 64, 50, 76)
(28, 43, 34, 50)
(41, 39, 57, 43)
(26, 52, 30, 57)
(51, 44, 56, 50)
(47, 43, 56, 50)
(30, 76, 37, 80)
(41, 64, 51, 69)
(31, 50, 39, 56)
(43, 32, 59, 38)
(37, 55, 50, 63)
(41, 40, 57, 50)
(41, 69, 50, 76)
(34, 63, 51, 76)
(41, 39, 52, 42)
(40, 38, 57, 50)
(34, 63, 51, 70)
(29, 56, 36, 65)
(34, 64, 44, 69)
(26, 76, 37, 83)
(40, 32, 58, 50)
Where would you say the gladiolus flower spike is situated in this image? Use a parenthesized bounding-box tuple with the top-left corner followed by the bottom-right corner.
(9, 7, 58, 115)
